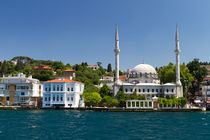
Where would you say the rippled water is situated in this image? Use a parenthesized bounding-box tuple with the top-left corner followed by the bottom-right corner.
(0, 110, 210, 139)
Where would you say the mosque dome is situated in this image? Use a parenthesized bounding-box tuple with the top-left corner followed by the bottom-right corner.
(132, 64, 157, 74)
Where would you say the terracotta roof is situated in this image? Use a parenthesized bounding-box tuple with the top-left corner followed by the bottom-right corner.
(63, 69, 75, 72)
(88, 65, 97, 67)
(45, 78, 82, 83)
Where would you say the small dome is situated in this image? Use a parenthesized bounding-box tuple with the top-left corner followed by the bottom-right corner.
(132, 64, 157, 74)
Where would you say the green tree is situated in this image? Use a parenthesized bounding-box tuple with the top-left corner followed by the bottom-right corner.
(176, 97, 188, 107)
(130, 91, 138, 100)
(15, 59, 24, 71)
(99, 84, 111, 97)
(187, 58, 207, 95)
(84, 84, 99, 93)
(52, 61, 65, 71)
(83, 92, 102, 107)
(101, 96, 118, 107)
(0, 61, 7, 75)
(117, 90, 128, 107)
(107, 63, 112, 72)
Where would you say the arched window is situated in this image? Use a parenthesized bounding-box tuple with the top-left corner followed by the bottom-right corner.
(125, 89, 128, 92)
(139, 89, 141, 92)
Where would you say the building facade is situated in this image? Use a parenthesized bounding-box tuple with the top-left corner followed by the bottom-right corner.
(56, 69, 76, 80)
(42, 78, 84, 108)
(113, 26, 183, 100)
(0, 73, 42, 107)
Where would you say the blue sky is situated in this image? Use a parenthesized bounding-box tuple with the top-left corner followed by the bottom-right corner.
(0, 0, 209, 71)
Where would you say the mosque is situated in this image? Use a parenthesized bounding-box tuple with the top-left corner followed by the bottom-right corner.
(113, 26, 183, 100)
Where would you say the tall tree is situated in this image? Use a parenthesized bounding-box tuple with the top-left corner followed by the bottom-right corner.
(187, 58, 207, 95)
(1, 61, 7, 75)
(107, 63, 112, 72)
(15, 59, 24, 71)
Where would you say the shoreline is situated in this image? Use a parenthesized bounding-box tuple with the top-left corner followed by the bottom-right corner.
(0, 107, 206, 112)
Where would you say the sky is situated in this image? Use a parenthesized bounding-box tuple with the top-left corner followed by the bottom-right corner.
(0, 0, 209, 71)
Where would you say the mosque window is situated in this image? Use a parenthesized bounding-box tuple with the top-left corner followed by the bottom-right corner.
(139, 89, 141, 92)
(172, 89, 174, 92)
(143, 89, 145, 92)
(152, 89, 154, 92)
(167, 89, 169, 92)
(136, 102, 139, 107)
(128, 102, 131, 107)
(130, 89, 133, 92)
(147, 89, 150, 92)
(125, 89, 128, 92)
(149, 102, 152, 107)
(140, 102, 144, 107)
(145, 102, 148, 107)
(156, 89, 158, 92)
(132, 102, 135, 107)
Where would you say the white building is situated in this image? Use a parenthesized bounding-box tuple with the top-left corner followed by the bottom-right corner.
(0, 73, 42, 107)
(42, 78, 84, 108)
(113, 25, 183, 100)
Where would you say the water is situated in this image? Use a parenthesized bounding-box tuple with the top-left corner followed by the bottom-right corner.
(0, 110, 210, 140)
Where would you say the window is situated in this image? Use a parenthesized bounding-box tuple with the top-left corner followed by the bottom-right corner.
(45, 88, 47, 91)
(160, 89, 162, 92)
(147, 89, 150, 92)
(61, 96, 63, 101)
(172, 89, 174, 92)
(71, 88, 74, 91)
(57, 95, 59, 101)
(71, 97, 74, 101)
(49, 88, 51, 91)
(143, 89, 145, 92)
(53, 86, 55, 91)
(152, 89, 154, 92)
(156, 89, 158, 92)
(130, 89, 133, 92)
(167, 89, 169, 92)
(45, 97, 47, 101)
(132, 102, 135, 107)
(145, 102, 148, 107)
(125, 89, 128, 92)
(67, 97, 70, 101)
(57, 86, 59, 91)
(149, 102, 152, 107)
(21, 92, 25, 96)
(140, 102, 144, 107)
(67, 88, 70, 91)
(53, 96, 55, 101)
(61, 86, 63, 91)
(136, 102, 139, 107)
(49, 97, 51, 101)
(128, 102, 131, 107)
(139, 89, 141, 92)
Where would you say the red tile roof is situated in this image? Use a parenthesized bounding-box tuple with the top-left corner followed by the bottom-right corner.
(88, 65, 97, 67)
(45, 78, 82, 83)
(63, 69, 75, 72)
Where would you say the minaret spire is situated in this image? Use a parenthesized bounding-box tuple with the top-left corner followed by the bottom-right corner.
(175, 25, 181, 86)
(114, 25, 120, 96)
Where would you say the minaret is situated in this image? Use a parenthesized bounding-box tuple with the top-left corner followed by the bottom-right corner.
(175, 26, 181, 86)
(175, 26, 183, 97)
(114, 25, 120, 96)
